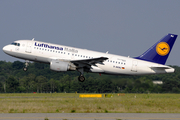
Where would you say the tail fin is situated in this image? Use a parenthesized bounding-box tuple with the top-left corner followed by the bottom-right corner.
(135, 33, 178, 65)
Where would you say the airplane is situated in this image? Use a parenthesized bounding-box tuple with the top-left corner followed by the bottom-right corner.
(3, 33, 178, 82)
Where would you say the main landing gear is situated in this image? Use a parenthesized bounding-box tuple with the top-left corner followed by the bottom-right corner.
(78, 68, 85, 82)
(78, 75, 85, 82)
(23, 60, 29, 71)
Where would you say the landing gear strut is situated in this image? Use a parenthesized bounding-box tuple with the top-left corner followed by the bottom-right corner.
(23, 60, 29, 71)
(78, 68, 85, 82)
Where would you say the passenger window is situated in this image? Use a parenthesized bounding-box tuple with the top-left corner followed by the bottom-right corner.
(39, 48, 41, 50)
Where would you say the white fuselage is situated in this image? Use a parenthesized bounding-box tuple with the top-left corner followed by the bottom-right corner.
(3, 40, 174, 75)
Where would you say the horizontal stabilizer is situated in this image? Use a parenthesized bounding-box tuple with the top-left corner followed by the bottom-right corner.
(150, 66, 172, 69)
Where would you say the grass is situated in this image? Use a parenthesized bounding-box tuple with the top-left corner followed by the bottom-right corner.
(0, 93, 180, 113)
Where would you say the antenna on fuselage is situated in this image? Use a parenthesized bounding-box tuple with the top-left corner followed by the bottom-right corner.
(32, 38, 35, 41)
(106, 51, 109, 54)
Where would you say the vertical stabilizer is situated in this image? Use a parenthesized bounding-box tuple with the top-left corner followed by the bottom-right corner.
(135, 34, 178, 65)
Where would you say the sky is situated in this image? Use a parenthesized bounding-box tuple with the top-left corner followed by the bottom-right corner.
(0, 0, 180, 66)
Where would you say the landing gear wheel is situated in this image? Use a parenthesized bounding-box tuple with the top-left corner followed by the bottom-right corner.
(23, 60, 29, 72)
(78, 75, 85, 82)
(23, 67, 28, 71)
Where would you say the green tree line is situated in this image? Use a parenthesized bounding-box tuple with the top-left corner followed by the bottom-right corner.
(0, 60, 180, 93)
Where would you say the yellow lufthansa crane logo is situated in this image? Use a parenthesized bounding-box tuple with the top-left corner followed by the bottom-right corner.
(156, 42, 170, 56)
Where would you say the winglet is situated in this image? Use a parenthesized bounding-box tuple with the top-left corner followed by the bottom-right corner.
(135, 34, 178, 65)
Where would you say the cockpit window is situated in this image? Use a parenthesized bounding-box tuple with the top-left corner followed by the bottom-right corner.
(11, 42, 20, 46)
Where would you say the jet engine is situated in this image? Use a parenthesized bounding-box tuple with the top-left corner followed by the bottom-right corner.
(50, 60, 76, 71)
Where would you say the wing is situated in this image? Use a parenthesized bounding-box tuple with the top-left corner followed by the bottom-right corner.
(71, 57, 108, 68)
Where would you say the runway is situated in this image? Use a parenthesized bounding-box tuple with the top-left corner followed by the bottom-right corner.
(0, 113, 180, 120)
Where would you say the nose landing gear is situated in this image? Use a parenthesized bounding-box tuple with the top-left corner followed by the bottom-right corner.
(23, 60, 29, 71)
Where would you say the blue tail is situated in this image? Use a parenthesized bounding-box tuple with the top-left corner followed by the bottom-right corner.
(135, 33, 178, 65)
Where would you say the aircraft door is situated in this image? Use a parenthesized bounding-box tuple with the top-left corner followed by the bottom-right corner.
(131, 61, 138, 72)
(25, 42, 32, 53)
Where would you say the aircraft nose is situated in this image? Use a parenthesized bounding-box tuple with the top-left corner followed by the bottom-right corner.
(3, 45, 9, 53)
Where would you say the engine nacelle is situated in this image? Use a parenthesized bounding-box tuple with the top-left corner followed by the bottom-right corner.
(50, 60, 76, 71)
